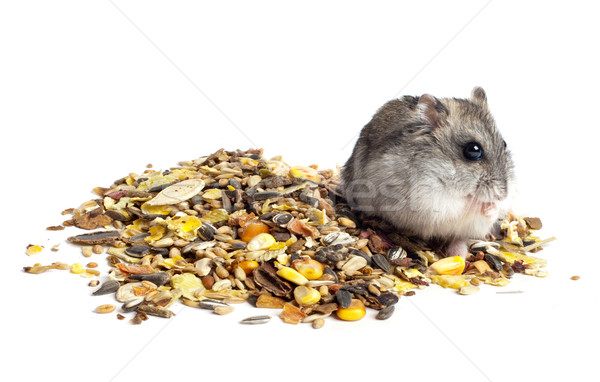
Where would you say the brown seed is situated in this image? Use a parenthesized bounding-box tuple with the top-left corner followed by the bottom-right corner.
(82, 246, 93, 258)
(234, 266, 247, 281)
(202, 275, 215, 289)
(86, 262, 98, 268)
(96, 304, 116, 314)
(116, 314, 126, 320)
(338, 217, 356, 228)
(368, 283, 381, 296)
(215, 265, 230, 278)
(46, 225, 65, 231)
(136, 304, 174, 318)
(571, 275, 580, 280)
(214, 305, 235, 315)
(92, 245, 104, 254)
(312, 318, 325, 329)
(88, 280, 100, 287)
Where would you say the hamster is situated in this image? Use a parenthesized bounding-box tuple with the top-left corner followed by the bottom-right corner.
(341, 87, 514, 258)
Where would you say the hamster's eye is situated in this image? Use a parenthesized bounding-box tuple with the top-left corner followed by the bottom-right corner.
(463, 142, 483, 161)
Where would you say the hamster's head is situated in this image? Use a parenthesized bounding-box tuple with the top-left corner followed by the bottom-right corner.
(350, 87, 515, 240)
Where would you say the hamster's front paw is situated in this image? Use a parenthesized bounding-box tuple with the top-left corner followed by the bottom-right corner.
(446, 239, 468, 258)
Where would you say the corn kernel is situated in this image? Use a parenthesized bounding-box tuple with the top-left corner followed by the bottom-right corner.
(247, 233, 276, 251)
(26, 245, 44, 256)
(293, 286, 321, 306)
(70, 263, 85, 274)
(336, 299, 366, 321)
(238, 260, 259, 275)
(289, 166, 321, 184)
(429, 256, 465, 275)
(431, 275, 470, 289)
(276, 266, 308, 285)
(292, 258, 324, 280)
(241, 221, 270, 242)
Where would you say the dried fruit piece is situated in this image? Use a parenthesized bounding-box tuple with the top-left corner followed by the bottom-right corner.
(337, 299, 366, 321)
(256, 294, 287, 309)
(116, 263, 155, 275)
(287, 218, 320, 238)
(279, 302, 307, 324)
(429, 256, 466, 276)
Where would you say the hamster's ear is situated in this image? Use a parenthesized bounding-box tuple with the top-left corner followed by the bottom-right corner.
(470, 86, 487, 107)
(417, 94, 445, 128)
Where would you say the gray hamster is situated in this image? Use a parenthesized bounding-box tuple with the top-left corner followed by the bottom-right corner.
(341, 87, 514, 258)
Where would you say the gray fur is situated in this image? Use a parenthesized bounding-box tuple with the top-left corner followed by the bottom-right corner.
(342, 87, 515, 242)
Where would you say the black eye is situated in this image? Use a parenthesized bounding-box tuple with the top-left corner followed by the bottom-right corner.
(463, 142, 483, 161)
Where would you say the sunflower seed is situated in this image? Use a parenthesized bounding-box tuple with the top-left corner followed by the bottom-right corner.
(121, 297, 144, 312)
(125, 245, 152, 258)
(240, 315, 271, 325)
(92, 280, 120, 296)
(336, 289, 352, 308)
(372, 253, 391, 273)
(375, 305, 395, 320)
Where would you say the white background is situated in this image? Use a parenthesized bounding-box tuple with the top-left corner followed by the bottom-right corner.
(1, 1, 598, 381)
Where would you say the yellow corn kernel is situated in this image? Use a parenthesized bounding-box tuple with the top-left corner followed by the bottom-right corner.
(336, 299, 366, 321)
(201, 209, 230, 224)
(167, 215, 202, 240)
(141, 202, 173, 216)
(145, 225, 166, 242)
(238, 260, 259, 275)
(26, 245, 44, 256)
(431, 275, 470, 289)
(293, 286, 321, 306)
(429, 256, 465, 276)
(247, 233, 277, 251)
(289, 166, 321, 184)
(201, 188, 223, 200)
(171, 273, 205, 300)
(70, 263, 85, 274)
(292, 258, 324, 280)
(276, 266, 308, 285)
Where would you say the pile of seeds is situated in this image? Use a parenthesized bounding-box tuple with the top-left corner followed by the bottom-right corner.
(23, 148, 554, 328)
